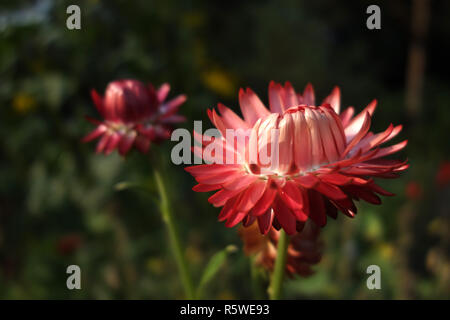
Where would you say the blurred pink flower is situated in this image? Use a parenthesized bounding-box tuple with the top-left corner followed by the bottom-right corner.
(186, 82, 408, 235)
(56, 233, 83, 256)
(436, 161, 450, 188)
(83, 79, 186, 155)
(405, 181, 423, 200)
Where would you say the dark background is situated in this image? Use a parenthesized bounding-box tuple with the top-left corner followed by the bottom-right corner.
(0, 0, 448, 299)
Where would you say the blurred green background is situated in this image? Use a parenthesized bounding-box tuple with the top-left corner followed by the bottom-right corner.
(0, 0, 449, 299)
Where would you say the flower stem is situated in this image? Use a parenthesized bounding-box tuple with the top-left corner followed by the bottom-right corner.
(154, 169, 195, 299)
(268, 229, 289, 300)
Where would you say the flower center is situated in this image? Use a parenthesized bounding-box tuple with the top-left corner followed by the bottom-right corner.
(242, 105, 346, 179)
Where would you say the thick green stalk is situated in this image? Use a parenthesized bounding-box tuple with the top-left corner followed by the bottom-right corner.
(154, 169, 195, 299)
(268, 229, 289, 300)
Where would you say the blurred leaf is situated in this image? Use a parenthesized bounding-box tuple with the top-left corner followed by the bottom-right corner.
(196, 245, 237, 298)
(114, 181, 142, 191)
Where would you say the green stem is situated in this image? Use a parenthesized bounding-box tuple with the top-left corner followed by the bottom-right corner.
(154, 169, 195, 299)
(268, 229, 289, 300)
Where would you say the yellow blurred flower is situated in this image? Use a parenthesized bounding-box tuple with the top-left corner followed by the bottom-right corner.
(202, 69, 236, 98)
(13, 92, 36, 114)
(377, 242, 394, 259)
(182, 11, 205, 28)
(217, 290, 235, 300)
(185, 245, 203, 265)
(146, 257, 166, 275)
(428, 217, 449, 237)
(362, 212, 383, 241)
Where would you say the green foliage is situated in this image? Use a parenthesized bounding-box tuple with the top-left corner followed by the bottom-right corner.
(196, 245, 237, 298)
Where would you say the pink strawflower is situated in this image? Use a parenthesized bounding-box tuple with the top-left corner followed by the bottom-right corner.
(186, 82, 408, 235)
(83, 79, 186, 155)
